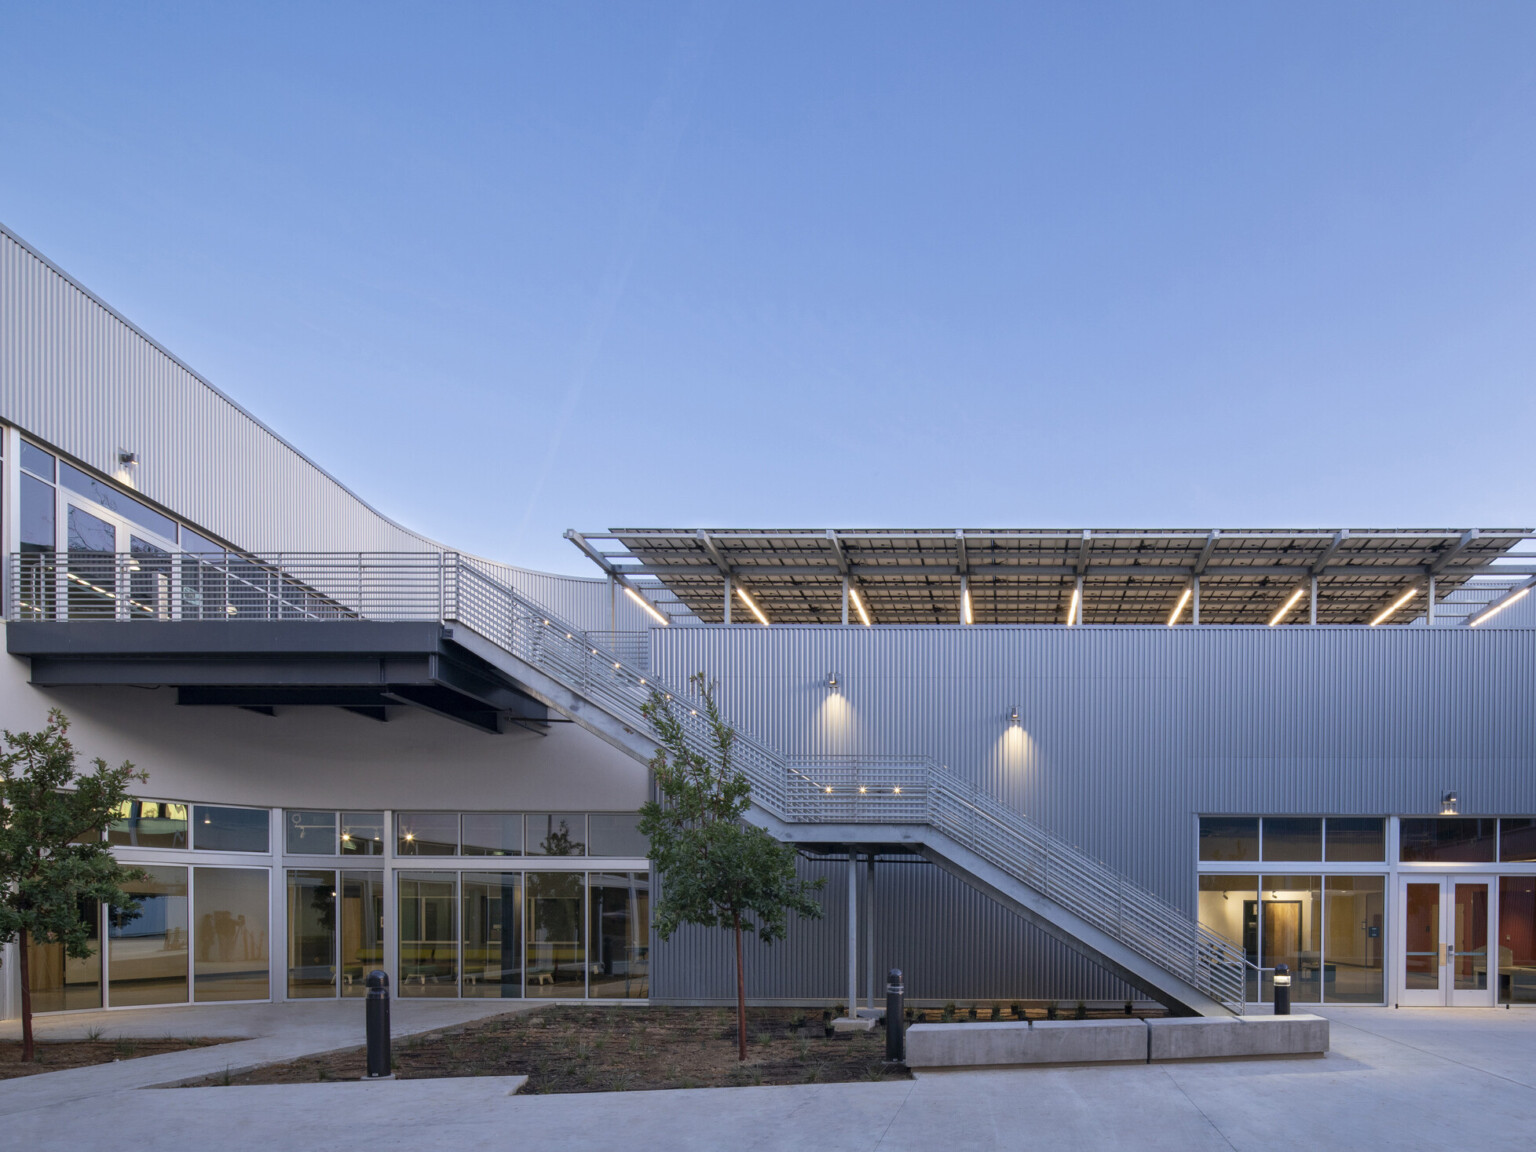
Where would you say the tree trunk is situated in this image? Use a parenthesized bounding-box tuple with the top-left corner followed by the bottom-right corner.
(733, 909, 747, 1062)
(19, 927, 35, 1063)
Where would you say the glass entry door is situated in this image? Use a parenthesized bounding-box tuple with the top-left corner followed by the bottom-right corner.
(1398, 876, 1496, 1006)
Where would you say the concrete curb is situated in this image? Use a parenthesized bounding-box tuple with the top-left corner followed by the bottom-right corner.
(906, 1015, 1329, 1069)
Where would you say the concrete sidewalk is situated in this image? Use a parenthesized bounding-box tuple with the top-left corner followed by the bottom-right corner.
(0, 997, 535, 1117)
(4, 1005, 1535, 1150)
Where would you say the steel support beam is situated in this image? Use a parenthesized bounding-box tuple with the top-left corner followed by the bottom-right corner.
(847, 855, 858, 1016)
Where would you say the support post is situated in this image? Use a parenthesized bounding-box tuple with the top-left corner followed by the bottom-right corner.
(842, 576, 849, 625)
(1309, 575, 1318, 625)
(1192, 576, 1200, 625)
(723, 576, 732, 624)
(847, 853, 858, 1016)
(1074, 576, 1084, 625)
(1427, 576, 1437, 625)
(865, 853, 876, 1012)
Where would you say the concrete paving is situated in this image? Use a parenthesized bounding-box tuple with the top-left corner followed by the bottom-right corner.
(0, 997, 536, 1118)
(2, 1005, 1533, 1150)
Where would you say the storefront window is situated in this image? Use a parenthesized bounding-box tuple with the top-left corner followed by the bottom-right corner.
(286, 870, 336, 997)
(462, 873, 523, 997)
(341, 813, 386, 855)
(1400, 818, 1497, 863)
(109, 865, 189, 1006)
(462, 814, 523, 856)
(1262, 819, 1321, 862)
(192, 806, 269, 853)
(526, 872, 585, 997)
(194, 867, 269, 1002)
(1197, 875, 1258, 1002)
(1497, 877, 1536, 1005)
(399, 872, 459, 996)
(397, 813, 459, 856)
(527, 815, 586, 856)
(108, 800, 188, 849)
(340, 871, 385, 994)
(1325, 818, 1385, 862)
(589, 873, 648, 998)
(1324, 875, 1384, 1003)
(1259, 876, 1322, 1003)
(26, 898, 100, 1012)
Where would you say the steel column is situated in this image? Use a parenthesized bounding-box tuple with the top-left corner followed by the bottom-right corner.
(723, 576, 732, 624)
(1192, 576, 1200, 625)
(865, 853, 876, 1011)
(847, 854, 858, 1014)
(1309, 575, 1318, 625)
(1427, 576, 1437, 625)
(842, 577, 849, 625)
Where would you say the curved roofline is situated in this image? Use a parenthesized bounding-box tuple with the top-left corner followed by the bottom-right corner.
(0, 219, 606, 588)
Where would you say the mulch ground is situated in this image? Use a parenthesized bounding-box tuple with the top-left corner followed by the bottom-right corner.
(0, 1037, 220, 1080)
(177, 1006, 911, 1093)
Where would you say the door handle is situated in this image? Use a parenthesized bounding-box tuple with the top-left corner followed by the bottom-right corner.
(1441, 944, 1452, 966)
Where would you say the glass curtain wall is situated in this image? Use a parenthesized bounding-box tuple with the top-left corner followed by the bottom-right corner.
(109, 865, 189, 1007)
(1259, 876, 1322, 1004)
(340, 872, 385, 994)
(287, 870, 337, 997)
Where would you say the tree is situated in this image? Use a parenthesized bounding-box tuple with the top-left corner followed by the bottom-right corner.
(0, 710, 145, 1061)
(638, 674, 824, 1061)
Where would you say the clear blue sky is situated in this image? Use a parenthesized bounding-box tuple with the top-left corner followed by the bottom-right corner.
(2, 3, 1533, 575)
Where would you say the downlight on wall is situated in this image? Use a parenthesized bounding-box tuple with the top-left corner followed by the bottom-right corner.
(1441, 791, 1460, 816)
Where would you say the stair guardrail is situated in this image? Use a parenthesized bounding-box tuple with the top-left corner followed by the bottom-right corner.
(6, 550, 1249, 1012)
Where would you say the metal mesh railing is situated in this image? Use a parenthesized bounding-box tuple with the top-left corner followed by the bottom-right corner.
(6, 550, 1248, 1011)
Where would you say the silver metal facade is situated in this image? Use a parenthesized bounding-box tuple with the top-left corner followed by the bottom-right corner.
(648, 623, 1536, 1001)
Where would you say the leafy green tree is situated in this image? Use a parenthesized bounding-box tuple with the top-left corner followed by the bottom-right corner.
(0, 710, 145, 1061)
(639, 674, 824, 1061)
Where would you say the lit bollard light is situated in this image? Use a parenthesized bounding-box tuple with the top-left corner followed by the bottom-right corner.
(365, 970, 392, 1077)
(1273, 963, 1291, 1016)
(885, 968, 905, 1063)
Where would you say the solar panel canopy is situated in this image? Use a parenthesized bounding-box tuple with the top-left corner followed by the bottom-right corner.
(568, 528, 1536, 626)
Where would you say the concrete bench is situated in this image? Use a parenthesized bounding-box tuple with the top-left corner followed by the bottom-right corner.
(906, 1019, 1148, 1068)
(1146, 1014, 1328, 1061)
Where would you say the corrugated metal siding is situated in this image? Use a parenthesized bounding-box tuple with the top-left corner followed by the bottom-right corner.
(651, 854, 1135, 1004)
(650, 624, 1536, 1001)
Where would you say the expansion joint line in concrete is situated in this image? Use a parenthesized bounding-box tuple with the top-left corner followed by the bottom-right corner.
(1158, 1066, 1239, 1152)
(869, 1079, 919, 1152)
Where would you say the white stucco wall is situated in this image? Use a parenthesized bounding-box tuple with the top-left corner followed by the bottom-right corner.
(0, 642, 648, 813)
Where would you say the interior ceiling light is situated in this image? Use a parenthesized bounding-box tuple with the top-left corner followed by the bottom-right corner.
(737, 586, 770, 626)
(1167, 588, 1192, 627)
(1268, 587, 1307, 627)
(1470, 585, 1531, 627)
(1369, 587, 1418, 627)
(1066, 585, 1080, 627)
(849, 585, 872, 627)
(624, 585, 669, 626)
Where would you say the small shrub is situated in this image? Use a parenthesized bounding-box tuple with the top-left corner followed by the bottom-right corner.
(1046, 1004, 1058, 1021)
(1010, 1003, 1024, 1020)
(84, 1026, 106, 1043)
(989, 1003, 1001, 1022)
(966, 1004, 979, 1021)
(940, 1001, 957, 1023)
(1074, 1001, 1087, 1021)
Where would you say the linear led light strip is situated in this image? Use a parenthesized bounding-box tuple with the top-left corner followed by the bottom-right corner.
(1369, 587, 1418, 627)
(961, 584, 974, 625)
(1066, 584, 1080, 626)
(1268, 586, 1307, 627)
(1469, 584, 1531, 627)
(1166, 587, 1191, 627)
(736, 586, 770, 626)
(623, 584, 669, 626)
(849, 585, 873, 626)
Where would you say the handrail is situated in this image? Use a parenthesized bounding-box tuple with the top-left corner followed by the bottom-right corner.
(6, 551, 1250, 1012)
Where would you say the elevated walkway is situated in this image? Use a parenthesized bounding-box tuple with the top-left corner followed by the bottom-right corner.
(6, 551, 1247, 1015)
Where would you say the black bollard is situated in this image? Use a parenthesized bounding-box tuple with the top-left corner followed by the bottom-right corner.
(365, 969, 392, 1077)
(885, 968, 906, 1063)
(1273, 963, 1291, 1016)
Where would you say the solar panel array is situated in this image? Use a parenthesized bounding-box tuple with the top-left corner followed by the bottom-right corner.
(569, 528, 1535, 626)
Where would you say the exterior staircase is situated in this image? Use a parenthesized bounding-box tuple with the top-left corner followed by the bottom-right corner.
(8, 550, 1248, 1014)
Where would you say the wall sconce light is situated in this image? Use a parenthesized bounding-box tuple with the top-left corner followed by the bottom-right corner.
(1007, 705, 1019, 725)
(117, 449, 139, 467)
(1440, 791, 1459, 815)
(827, 672, 840, 691)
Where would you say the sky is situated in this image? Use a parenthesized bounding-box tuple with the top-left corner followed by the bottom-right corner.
(2, 2, 1534, 575)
